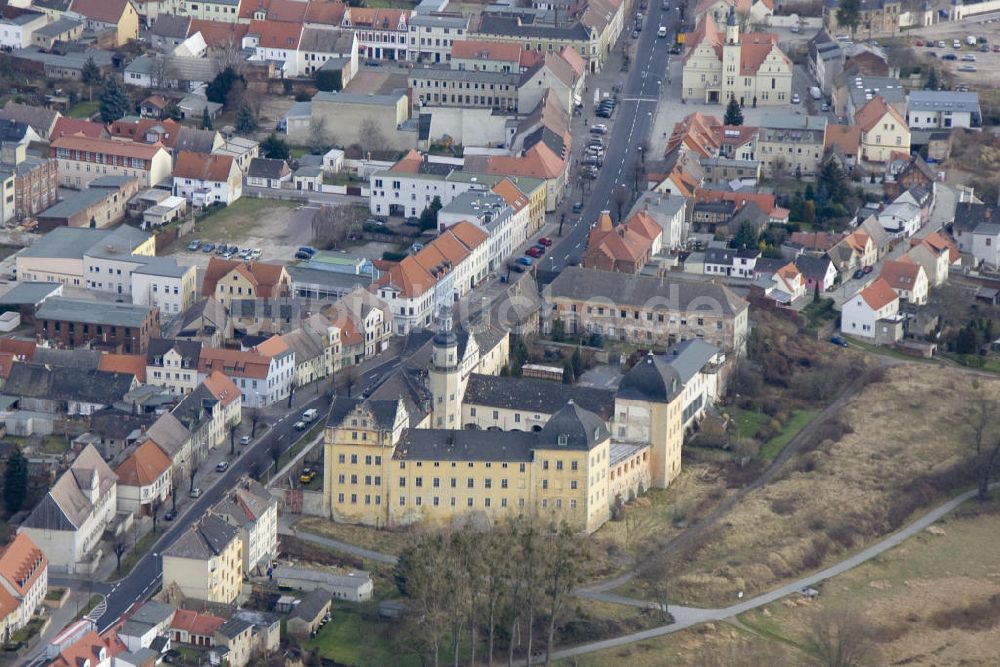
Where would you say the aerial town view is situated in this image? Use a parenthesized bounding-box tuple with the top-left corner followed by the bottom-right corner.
(0, 0, 996, 664)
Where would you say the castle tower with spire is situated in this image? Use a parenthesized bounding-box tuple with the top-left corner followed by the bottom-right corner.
(722, 5, 741, 103)
(428, 306, 461, 429)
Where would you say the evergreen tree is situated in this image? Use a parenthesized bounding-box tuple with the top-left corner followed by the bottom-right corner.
(925, 66, 940, 91)
(81, 57, 102, 86)
(99, 77, 130, 123)
(260, 134, 290, 160)
(3, 448, 27, 515)
(163, 103, 182, 121)
(836, 0, 862, 37)
(201, 106, 213, 130)
(206, 67, 245, 105)
(729, 220, 759, 249)
(235, 102, 257, 134)
(724, 96, 743, 126)
(562, 361, 574, 385)
(571, 348, 584, 377)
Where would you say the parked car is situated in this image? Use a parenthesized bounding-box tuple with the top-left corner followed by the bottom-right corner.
(980, 43, 990, 52)
(942, 53, 957, 60)
(791, 93, 801, 104)
(538, 236, 553, 246)
(959, 64, 977, 72)
(164, 509, 178, 521)
(631, 29, 640, 39)
(299, 468, 316, 483)
(187, 239, 201, 251)
(800, 587, 820, 598)
(405, 216, 421, 227)
(295, 251, 312, 260)
(294, 420, 307, 431)
(509, 261, 526, 273)
(189, 488, 203, 498)
(962, 53, 976, 61)
(298, 246, 317, 256)
(250, 248, 262, 259)
(821, 103, 831, 112)
(572, 201, 584, 213)
(590, 124, 608, 134)
(240, 435, 251, 445)
(517, 256, 534, 267)
(583, 156, 602, 166)
(596, 108, 613, 118)
(669, 45, 681, 54)
(532, 244, 547, 255)
(525, 246, 544, 258)
(216, 461, 229, 473)
(862, 265, 874, 274)
(852, 268, 865, 280)
(829, 336, 849, 348)
(201, 242, 216, 253)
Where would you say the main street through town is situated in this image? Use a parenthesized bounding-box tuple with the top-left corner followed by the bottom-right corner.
(544, 1, 679, 274)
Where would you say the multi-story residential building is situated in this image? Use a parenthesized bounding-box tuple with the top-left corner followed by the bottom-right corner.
(213, 478, 277, 576)
(450, 39, 524, 72)
(298, 27, 358, 77)
(201, 258, 292, 308)
(375, 222, 489, 334)
(171, 151, 243, 206)
(146, 338, 203, 395)
(368, 151, 481, 218)
(703, 246, 759, 278)
(0, 533, 48, 639)
(30, 16, 83, 49)
(475, 14, 601, 74)
(19, 445, 117, 574)
(182, 0, 240, 22)
(0, 11, 48, 49)
(35, 297, 160, 354)
(2, 141, 57, 222)
(545, 266, 750, 352)
(905, 90, 981, 130)
(198, 339, 295, 408)
(130, 258, 198, 316)
(16, 225, 154, 287)
(202, 370, 242, 429)
(490, 177, 533, 248)
(755, 114, 828, 178)
(855, 94, 910, 165)
(50, 135, 172, 189)
(824, 0, 900, 36)
(880, 258, 928, 305)
(409, 65, 520, 113)
(951, 202, 1000, 270)
(114, 440, 173, 516)
(342, 7, 409, 60)
(407, 12, 469, 63)
(682, 10, 793, 106)
(840, 277, 900, 340)
(162, 514, 243, 604)
(438, 190, 515, 273)
(70, 0, 139, 46)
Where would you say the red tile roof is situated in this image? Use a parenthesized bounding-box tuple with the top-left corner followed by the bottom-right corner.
(202, 370, 242, 408)
(854, 95, 906, 132)
(171, 609, 225, 638)
(188, 19, 250, 47)
(248, 19, 303, 50)
(173, 151, 236, 183)
(879, 259, 923, 292)
(201, 258, 288, 298)
(115, 440, 172, 488)
(108, 118, 182, 147)
(451, 39, 522, 62)
(50, 117, 107, 142)
(50, 135, 166, 160)
(49, 631, 126, 667)
(199, 347, 272, 379)
(70, 0, 131, 24)
(695, 188, 778, 216)
(98, 353, 146, 382)
(859, 277, 898, 310)
(306, 0, 348, 24)
(0, 533, 47, 598)
(824, 124, 861, 157)
(0, 339, 36, 359)
(912, 231, 960, 263)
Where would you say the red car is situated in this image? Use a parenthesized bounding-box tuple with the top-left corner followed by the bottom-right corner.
(862, 265, 874, 274)
(538, 236, 553, 247)
(525, 246, 544, 258)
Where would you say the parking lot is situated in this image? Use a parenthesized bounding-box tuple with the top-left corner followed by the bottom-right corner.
(907, 16, 1000, 83)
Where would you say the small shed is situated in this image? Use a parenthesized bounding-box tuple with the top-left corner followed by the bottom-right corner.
(142, 196, 188, 229)
(293, 166, 322, 193)
(286, 588, 332, 638)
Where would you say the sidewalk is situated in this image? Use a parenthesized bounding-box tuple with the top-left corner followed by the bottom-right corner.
(279, 517, 398, 565)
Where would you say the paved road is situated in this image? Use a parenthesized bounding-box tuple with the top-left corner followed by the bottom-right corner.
(557, 481, 1000, 662)
(543, 3, 676, 273)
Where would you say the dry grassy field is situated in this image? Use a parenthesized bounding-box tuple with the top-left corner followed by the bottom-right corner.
(621, 363, 999, 607)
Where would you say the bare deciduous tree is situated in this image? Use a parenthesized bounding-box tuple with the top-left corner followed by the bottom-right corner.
(311, 204, 365, 250)
(969, 392, 1000, 500)
(214, 38, 246, 76)
(359, 117, 388, 154)
(308, 116, 331, 154)
(802, 607, 880, 667)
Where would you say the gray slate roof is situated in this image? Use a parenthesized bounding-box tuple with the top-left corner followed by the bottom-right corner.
(617, 353, 682, 402)
(288, 588, 331, 623)
(20, 225, 150, 260)
(665, 340, 720, 384)
(164, 513, 239, 560)
(327, 396, 401, 431)
(247, 158, 290, 179)
(3, 363, 135, 405)
(0, 282, 62, 306)
(146, 338, 202, 366)
(547, 266, 748, 316)
(463, 373, 613, 419)
(21, 445, 117, 531)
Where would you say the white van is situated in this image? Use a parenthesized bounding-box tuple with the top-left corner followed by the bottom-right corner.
(658, 26, 667, 38)
(302, 408, 318, 423)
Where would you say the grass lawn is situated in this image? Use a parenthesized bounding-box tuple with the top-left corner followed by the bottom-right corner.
(723, 406, 769, 440)
(118, 530, 160, 576)
(801, 297, 837, 328)
(45, 588, 66, 601)
(759, 409, 818, 462)
(194, 198, 296, 243)
(362, 0, 415, 7)
(306, 602, 423, 667)
(7, 434, 71, 455)
(297, 516, 413, 557)
(844, 334, 935, 363)
(76, 595, 102, 620)
(324, 172, 365, 186)
(939, 351, 1000, 374)
(66, 101, 98, 119)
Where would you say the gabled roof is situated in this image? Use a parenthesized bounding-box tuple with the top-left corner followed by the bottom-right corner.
(173, 151, 236, 183)
(305, 0, 348, 24)
(69, 0, 130, 24)
(21, 445, 117, 532)
(201, 258, 287, 298)
(144, 412, 191, 460)
(151, 14, 191, 39)
(912, 231, 960, 263)
(115, 440, 171, 488)
(879, 258, 923, 291)
(97, 354, 147, 383)
(248, 19, 303, 50)
(171, 609, 225, 637)
(450, 38, 522, 62)
(163, 513, 238, 560)
(0, 533, 46, 597)
(824, 124, 861, 157)
(854, 95, 906, 132)
(188, 19, 249, 47)
(199, 347, 272, 379)
(247, 157, 291, 180)
(51, 134, 166, 160)
(202, 370, 242, 408)
(3, 363, 136, 405)
(857, 277, 898, 310)
(49, 116, 107, 141)
(464, 373, 613, 419)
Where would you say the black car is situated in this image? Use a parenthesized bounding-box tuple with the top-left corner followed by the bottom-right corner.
(164, 509, 178, 521)
(405, 216, 421, 226)
(572, 201, 584, 213)
(669, 45, 682, 54)
(852, 268, 865, 280)
(295, 251, 312, 260)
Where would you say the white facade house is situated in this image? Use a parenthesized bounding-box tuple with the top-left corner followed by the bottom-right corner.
(198, 342, 296, 408)
(973, 223, 1000, 269)
(171, 153, 242, 207)
(438, 191, 515, 273)
(369, 166, 487, 218)
(905, 90, 981, 130)
(18, 445, 117, 574)
(0, 12, 48, 49)
(878, 201, 922, 238)
(131, 261, 197, 316)
(840, 277, 900, 340)
(214, 479, 278, 575)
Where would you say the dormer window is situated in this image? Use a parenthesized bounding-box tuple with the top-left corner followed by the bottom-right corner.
(557, 434, 568, 446)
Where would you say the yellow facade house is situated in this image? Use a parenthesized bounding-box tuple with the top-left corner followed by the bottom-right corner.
(162, 514, 243, 604)
(201, 258, 291, 309)
(854, 95, 910, 165)
(70, 0, 139, 46)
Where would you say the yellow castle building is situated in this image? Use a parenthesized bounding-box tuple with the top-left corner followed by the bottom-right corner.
(322, 312, 724, 533)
